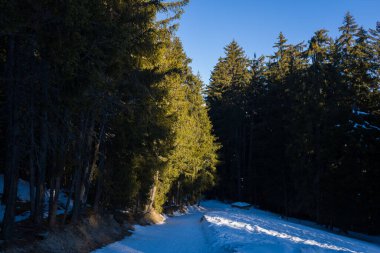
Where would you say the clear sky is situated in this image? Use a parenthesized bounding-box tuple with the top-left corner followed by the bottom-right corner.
(175, 0, 380, 84)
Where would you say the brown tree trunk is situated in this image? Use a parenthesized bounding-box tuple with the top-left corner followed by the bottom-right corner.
(145, 171, 159, 213)
(72, 112, 91, 224)
(79, 115, 95, 213)
(176, 180, 180, 206)
(93, 175, 102, 214)
(93, 119, 107, 214)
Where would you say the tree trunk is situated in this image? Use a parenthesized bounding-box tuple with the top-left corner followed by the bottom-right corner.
(240, 123, 246, 200)
(48, 176, 61, 227)
(145, 171, 159, 212)
(72, 112, 89, 224)
(34, 61, 49, 225)
(79, 115, 95, 213)
(176, 180, 180, 206)
(62, 176, 74, 225)
(71, 163, 83, 224)
(247, 121, 256, 204)
(93, 174, 102, 214)
(29, 82, 36, 219)
(235, 127, 241, 201)
(93, 119, 107, 213)
(314, 122, 322, 223)
(282, 168, 289, 217)
(1, 35, 20, 242)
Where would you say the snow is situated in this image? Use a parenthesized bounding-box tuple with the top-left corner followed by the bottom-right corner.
(349, 109, 380, 132)
(0, 174, 73, 222)
(231, 202, 251, 208)
(0, 175, 31, 222)
(350, 119, 380, 132)
(364, 121, 380, 131)
(0, 175, 31, 202)
(352, 109, 370, 116)
(93, 201, 380, 253)
(353, 122, 380, 132)
(202, 201, 380, 253)
(93, 205, 224, 253)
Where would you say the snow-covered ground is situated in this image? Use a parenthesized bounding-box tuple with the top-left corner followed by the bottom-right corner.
(93, 205, 225, 253)
(0, 175, 73, 222)
(93, 201, 380, 253)
(202, 201, 380, 253)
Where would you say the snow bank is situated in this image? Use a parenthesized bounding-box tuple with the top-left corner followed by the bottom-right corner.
(0, 175, 30, 202)
(0, 174, 73, 222)
(231, 202, 252, 209)
(201, 199, 229, 209)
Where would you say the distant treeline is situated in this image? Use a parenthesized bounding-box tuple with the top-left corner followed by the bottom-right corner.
(0, 0, 218, 242)
(207, 13, 380, 234)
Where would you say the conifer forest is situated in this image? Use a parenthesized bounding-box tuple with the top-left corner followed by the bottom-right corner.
(207, 16, 380, 235)
(0, 0, 379, 250)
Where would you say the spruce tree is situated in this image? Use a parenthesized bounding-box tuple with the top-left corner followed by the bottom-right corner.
(207, 40, 250, 200)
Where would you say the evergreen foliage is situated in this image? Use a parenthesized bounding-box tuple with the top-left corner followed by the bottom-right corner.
(207, 13, 380, 234)
(0, 0, 218, 243)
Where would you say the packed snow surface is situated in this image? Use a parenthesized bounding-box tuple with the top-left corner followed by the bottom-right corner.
(93, 205, 222, 253)
(93, 200, 380, 253)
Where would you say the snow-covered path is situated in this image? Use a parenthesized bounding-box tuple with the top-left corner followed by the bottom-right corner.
(93, 201, 380, 253)
(92, 206, 222, 253)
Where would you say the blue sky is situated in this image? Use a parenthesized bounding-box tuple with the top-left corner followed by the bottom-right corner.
(175, 0, 380, 84)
